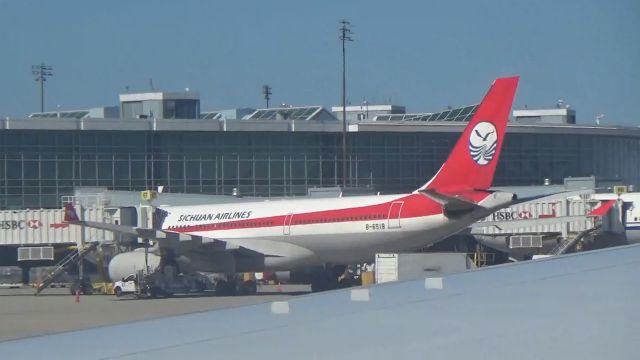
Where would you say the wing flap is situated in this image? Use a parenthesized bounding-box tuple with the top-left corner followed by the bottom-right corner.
(224, 238, 315, 259)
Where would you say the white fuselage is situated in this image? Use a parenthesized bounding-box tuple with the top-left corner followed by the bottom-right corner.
(159, 192, 502, 270)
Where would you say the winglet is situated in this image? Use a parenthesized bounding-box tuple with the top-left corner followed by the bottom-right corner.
(418, 76, 519, 193)
(63, 203, 81, 223)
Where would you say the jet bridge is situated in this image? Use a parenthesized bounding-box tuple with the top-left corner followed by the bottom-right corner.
(0, 207, 115, 247)
(471, 190, 613, 259)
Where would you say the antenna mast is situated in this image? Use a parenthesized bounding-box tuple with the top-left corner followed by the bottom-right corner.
(263, 84, 272, 108)
(32, 63, 53, 112)
(339, 19, 353, 188)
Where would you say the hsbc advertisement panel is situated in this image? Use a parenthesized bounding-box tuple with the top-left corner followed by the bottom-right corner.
(0, 219, 42, 230)
(487, 201, 559, 222)
(0, 208, 113, 246)
(478, 199, 595, 235)
(490, 210, 533, 221)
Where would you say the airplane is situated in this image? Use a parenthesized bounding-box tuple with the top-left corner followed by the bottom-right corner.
(590, 192, 640, 243)
(63, 76, 520, 293)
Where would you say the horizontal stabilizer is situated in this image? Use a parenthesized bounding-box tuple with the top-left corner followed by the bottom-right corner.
(418, 189, 481, 217)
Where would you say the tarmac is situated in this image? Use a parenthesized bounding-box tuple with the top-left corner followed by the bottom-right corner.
(3, 245, 636, 360)
(0, 287, 291, 342)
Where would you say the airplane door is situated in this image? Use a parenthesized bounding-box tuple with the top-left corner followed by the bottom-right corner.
(283, 213, 294, 235)
(387, 201, 403, 229)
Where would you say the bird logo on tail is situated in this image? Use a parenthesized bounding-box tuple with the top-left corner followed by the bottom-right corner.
(468, 121, 498, 165)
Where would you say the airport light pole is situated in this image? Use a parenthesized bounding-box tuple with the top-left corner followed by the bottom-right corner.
(263, 84, 272, 108)
(340, 19, 353, 188)
(363, 99, 369, 120)
(32, 63, 53, 113)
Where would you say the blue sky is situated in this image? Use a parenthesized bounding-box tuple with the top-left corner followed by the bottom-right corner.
(0, 0, 638, 125)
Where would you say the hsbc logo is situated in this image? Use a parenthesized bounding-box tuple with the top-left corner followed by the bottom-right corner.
(492, 211, 532, 221)
(519, 211, 532, 219)
(0, 219, 43, 230)
(27, 220, 42, 229)
(0, 220, 25, 230)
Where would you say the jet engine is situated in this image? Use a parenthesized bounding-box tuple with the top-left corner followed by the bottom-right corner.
(108, 250, 161, 281)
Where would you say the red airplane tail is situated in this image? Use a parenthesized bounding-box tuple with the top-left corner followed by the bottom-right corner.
(418, 76, 519, 193)
(63, 203, 81, 223)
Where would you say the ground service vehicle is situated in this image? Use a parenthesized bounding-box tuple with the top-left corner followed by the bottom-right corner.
(114, 267, 209, 298)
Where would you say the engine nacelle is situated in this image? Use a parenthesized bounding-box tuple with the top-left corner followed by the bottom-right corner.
(108, 251, 161, 281)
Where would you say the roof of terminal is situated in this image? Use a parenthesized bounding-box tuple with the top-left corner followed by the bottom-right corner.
(28, 111, 90, 119)
(200, 111, 223, 120)
(3, 103, 640, 137)
(119, 91, 200, 102)
(2, 116, 639, 137)
(243, 106, 335, 121)
(373, 105, 478, 122)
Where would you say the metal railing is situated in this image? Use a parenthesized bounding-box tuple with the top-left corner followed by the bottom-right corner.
(35, 242, 99, 295)
(549, 225, 602, 256)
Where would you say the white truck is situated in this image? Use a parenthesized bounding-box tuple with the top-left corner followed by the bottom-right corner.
(112, 274, 137, 297)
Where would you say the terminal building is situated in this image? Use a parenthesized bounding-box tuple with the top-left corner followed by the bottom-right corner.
(0, 91, 639, 210)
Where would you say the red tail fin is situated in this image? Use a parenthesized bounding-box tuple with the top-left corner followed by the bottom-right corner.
(63, 203, 81, 223)
(418, 76, 519, 193)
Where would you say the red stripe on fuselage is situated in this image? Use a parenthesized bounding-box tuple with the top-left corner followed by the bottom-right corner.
(167, 194, 445, 233)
